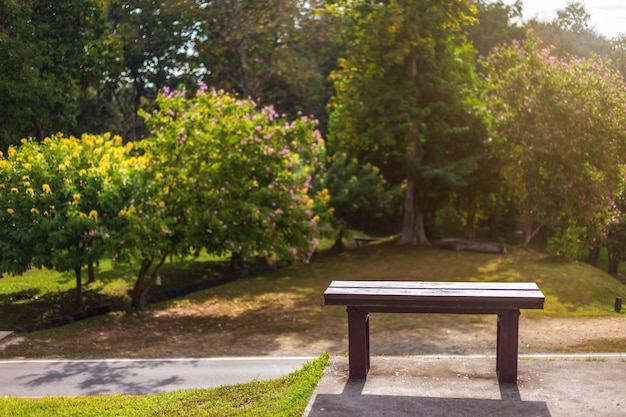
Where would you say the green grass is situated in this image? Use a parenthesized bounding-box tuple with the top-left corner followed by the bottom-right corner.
(2, 241, 626, 333)
(0, 253, 231, 329)
(0, 353, 328, 417)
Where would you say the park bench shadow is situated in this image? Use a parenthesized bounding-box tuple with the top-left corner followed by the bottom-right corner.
(306, 378, 551, 417)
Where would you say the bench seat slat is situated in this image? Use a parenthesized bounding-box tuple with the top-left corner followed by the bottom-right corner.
(328, 280, 540, 291)
(325, 287, 543, 299)
(324, 281, 545, 310)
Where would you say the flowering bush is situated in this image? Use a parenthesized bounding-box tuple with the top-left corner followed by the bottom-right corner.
(481, 32, 626, 248)
(0, 133, 136, 307)
(137, 86, 324, 265)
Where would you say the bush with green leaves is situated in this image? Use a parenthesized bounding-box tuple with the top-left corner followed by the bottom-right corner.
(0, 133, 136, 308)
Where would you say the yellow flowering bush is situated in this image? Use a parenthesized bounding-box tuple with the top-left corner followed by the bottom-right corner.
(0, 133, 138, 308)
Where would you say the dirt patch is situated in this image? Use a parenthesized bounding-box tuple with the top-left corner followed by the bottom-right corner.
(1, 305, 624, 359)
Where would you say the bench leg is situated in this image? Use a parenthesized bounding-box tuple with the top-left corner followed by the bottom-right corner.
(347, 307, 370, 379)
(497, 310, 520, 383)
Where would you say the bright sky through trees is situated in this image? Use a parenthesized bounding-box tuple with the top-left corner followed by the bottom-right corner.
(502, 0, 626, 38)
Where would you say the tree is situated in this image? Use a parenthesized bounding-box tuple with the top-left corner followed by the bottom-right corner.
(108, 0, 200, 140)
(481, 32, 626, 247)
(526, 2, 611, 60)
(0, 0, 114, 148)
(196, 0, 340, 133)
(119, 86, 324, 307)
(0, 133, 135, 308)
(469, 0, 524, 58)
(327, 0, 483, 245)
(324, 152, 401, 238)
(555, 1, 591, 34)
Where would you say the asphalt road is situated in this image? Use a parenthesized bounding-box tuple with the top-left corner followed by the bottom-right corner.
(0, 356, 315, 397)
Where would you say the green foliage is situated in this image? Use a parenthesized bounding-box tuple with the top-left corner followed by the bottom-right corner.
(546, 222, 586, 260)
(0, 133, 137, 307)
(195, 0, 338, 133)
(324, 151, 401, 234)
(0, 353, 329, 417)
(481, 32, 626, 246)
(470, 0, 524, 58)
(137, 87, 324, 265)
(327, 0, 486, 244)
(0, 0, 114, 147)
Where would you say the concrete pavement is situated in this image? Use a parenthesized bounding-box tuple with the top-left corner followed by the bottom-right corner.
(0, 356, 314, 397)
(304, 355, 626, 417)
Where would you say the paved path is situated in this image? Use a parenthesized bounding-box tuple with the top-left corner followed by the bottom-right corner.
(0, 356, 314, 397)
(304, 355, 626, 417)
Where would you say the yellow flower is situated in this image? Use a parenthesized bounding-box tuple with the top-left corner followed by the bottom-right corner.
(79, 169, 87, 177)
(7, 208, 14, 216)
(79, 212, 87, 218)
(26, 187, 34, 197)
(11, 187, 18, 194)
(73, 193, 81, 202)
(42, 184, 52, 194)
(313, 215, 320, 222)
(30, 208, 39, 214)
(7, 146, 16, 156)
(119, 208, 127, 216)
(89, 210, 98, 219)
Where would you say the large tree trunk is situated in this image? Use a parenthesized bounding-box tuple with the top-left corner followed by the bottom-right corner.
(397, 175, 430, 246)
(87, 260, 96, 284)
(464, 208, 477, 241)
(397, 47, 429, 247)
(588, 245, 602, 268)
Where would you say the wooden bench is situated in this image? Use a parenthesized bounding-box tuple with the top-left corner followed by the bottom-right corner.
(324, 280, 545, 383)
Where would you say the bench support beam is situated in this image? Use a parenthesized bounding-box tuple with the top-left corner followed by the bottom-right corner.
(497, 310, 520, 383)
(347, 307, 370, 379)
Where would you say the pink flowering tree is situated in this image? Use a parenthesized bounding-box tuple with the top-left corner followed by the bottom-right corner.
(481, 32, 626, 250)
(122, 86, 323, 306)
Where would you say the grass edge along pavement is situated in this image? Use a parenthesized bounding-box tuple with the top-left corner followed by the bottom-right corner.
(0, 354, 329, 417)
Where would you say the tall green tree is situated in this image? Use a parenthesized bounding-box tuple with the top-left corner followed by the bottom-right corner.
(195, 0, 340, 133)
(0, 0, 113, 148)
(108, 0, 200, 140)
(469, 0, 524, 58)
(327, 0, 483, 245)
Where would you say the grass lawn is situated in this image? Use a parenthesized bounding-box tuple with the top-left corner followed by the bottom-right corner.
(0, 353, 328, 417)
(1, 241, 626, 415)
(0, 253, 231, 330)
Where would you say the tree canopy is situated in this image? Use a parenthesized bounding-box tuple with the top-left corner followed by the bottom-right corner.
(327, 0, 486, 245)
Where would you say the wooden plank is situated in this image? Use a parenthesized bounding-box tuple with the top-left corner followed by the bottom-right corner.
(328, 280, 540, 291)
(324, 287, 544, 299)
